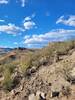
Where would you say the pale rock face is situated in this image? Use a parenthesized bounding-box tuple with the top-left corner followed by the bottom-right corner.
(71, 67, 75, 77)
(28, 94, 36, 100)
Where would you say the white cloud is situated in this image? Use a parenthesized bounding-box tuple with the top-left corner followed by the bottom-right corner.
(56, 15, 75, 27)
(21, 0, 26, 7)
(0, 23, 25, 35)
(24, 21, 36, 30)
(0, 19, 5, 22)
(0, 0, 8, 4)
(23, 29, 75, 47)
(24, 16, 31, 21)
(56, 16, 64, 24)
(24, 35, 30, 39)
(24, 13, 36, 22)
(23, 14, 36, 30)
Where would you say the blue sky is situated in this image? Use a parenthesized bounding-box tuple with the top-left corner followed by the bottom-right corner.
(0, 0, 75, 48)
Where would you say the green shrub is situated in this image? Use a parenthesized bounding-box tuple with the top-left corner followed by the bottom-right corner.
(2, 64, 16, 91)
(20, 54, 33, 74)
(3, 68, 13, 91)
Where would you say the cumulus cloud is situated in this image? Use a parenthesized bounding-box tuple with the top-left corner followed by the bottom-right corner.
(0, 23, 25, 35)
(56, 15, 75, 27)
(0, 0, 8, 4)
(23, 14, 36, 30)
(24, 13, 36, 21)
(24, 35, 30, 39)
(23, 29, 75, 48)
(24, 21, 36, 30)
(24, 16, 31, 21)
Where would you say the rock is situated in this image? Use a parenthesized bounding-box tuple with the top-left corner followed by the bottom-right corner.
(39, 57, 48, 66)
(11, 89, 20, 99)
(51, 91, 59, 98)
(20, 78, 25, 91)
(30, 66, 36, 73)
(26, 69, 31, 76)
(11, 90, 15, 98)
(26, 66, 37, 76)
(28, 93, 36, 100)
(36, 91, 46, 100)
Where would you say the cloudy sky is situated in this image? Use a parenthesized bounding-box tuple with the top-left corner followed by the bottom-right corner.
(0, 0, 75, 48)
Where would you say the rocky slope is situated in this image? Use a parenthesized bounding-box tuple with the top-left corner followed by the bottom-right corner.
(1, 41, 75, 100)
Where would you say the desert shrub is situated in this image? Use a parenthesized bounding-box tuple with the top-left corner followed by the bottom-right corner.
(20, 62, 31, 74)
(47, 41, 75, 55)
(2, 64, 16, 91)
(20, 53, 33, 74)
(3, 68, 13, 91)
(4, 64, 16, 73)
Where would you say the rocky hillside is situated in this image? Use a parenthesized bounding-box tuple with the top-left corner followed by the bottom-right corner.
(1, 41, 75, 100)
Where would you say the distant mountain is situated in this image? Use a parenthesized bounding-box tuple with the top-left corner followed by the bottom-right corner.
(0, 47, 35, 55)
(0, 48, 12, 55)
